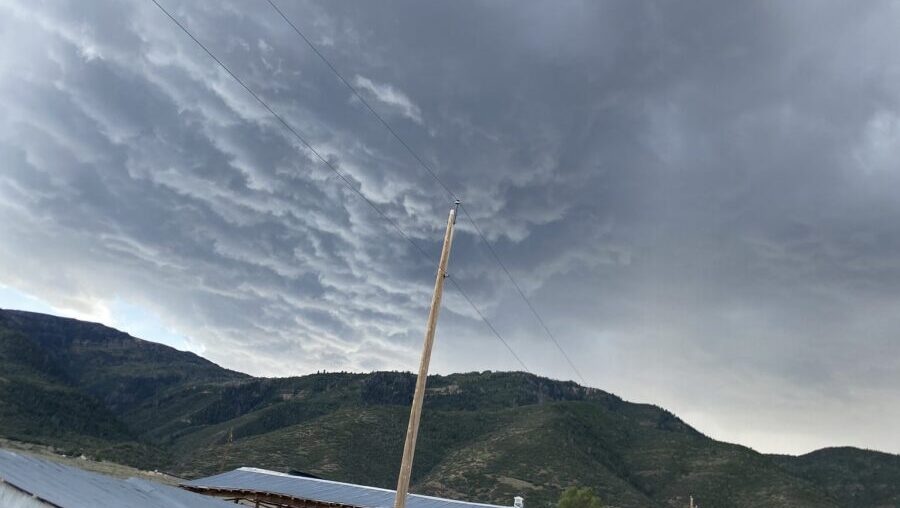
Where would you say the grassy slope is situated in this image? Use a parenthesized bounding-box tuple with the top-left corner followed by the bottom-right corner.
(0, 309, 897, 507)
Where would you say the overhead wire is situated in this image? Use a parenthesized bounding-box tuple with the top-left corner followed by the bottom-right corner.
(459, 205, 584, 382)
(149, 0, 530, 374)
(264, 0, 457, 203)
(445, 277, 530, 373)
(265, 0, 584, 383)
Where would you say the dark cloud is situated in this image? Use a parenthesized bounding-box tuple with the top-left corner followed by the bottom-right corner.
(1, 0, 899, 454)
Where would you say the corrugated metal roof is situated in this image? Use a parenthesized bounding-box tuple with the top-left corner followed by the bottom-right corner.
(0, 449, 234, 508)
(186, 467, 512, 508)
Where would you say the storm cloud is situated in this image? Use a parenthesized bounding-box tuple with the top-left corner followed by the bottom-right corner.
(1, 0, 899, 455)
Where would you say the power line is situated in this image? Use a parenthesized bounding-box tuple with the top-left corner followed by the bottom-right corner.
(149, 0, 530, 374)
(265, 0, 457, 203)
(148, 0, 420, 256)
(459, 205, 582, 382)
(265, 0, 583, 383)
(446, 277, 530, 373)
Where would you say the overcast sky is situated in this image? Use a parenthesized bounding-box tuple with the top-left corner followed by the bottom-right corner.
(2, 0, 900, 456)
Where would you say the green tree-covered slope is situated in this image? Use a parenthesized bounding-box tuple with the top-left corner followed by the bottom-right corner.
(771, 447, 900, 507)
(0, 309, 897, 507)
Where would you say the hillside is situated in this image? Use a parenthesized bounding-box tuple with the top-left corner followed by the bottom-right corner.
(0, 308, 244, 467)
(771, 447, 900, 507)
(0, 309, 897, 507)
(0, 309, 246, 411)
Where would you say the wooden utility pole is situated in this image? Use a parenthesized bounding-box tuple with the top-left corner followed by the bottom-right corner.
(393, 200, 460, 508)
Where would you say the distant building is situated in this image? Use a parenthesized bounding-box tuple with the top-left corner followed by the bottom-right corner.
(0, 449, 234, 508)
(184, 467, 517, 508)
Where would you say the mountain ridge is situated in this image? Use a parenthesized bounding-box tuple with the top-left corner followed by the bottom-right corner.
(1, 308, 898, 507)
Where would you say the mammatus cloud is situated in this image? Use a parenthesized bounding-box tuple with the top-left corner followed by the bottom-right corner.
(352, 75, 423, 124)
(0, 0, 899, 455)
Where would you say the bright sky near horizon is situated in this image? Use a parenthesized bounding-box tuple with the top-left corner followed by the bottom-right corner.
(1, 0, 899, 456)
